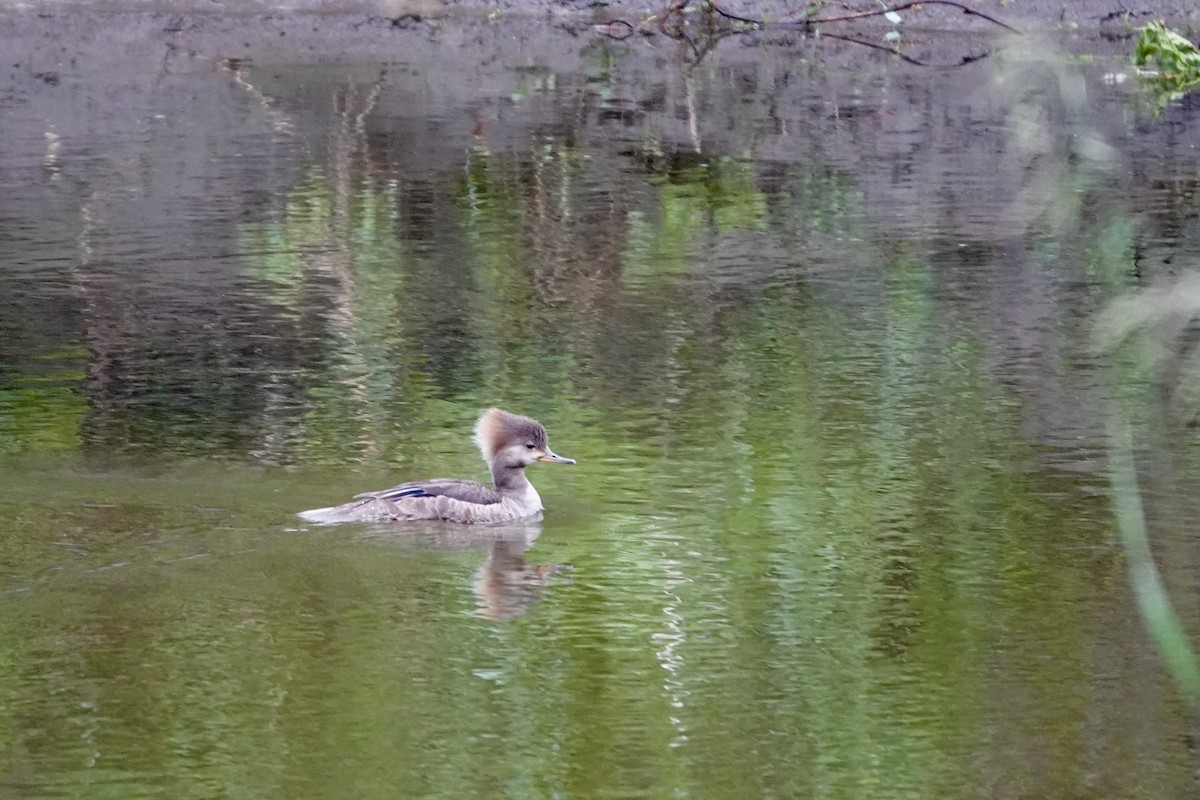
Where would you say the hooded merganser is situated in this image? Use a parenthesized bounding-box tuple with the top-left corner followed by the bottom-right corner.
(298, 408, 575, 525)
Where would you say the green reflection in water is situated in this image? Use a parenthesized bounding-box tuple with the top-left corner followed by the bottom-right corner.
(0, 385, 85, 453)
(624, 157, 768, 291)
(0, 348, 87, 453)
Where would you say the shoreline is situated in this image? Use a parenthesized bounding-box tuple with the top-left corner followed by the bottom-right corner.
(0, 0, 1195, 30)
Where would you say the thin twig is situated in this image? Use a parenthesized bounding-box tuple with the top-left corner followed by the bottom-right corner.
(806, 1, 1021, 34)
(595, 19, 637, 40)
(708, 0, 1020, 34)
(706, 0, 761, 25)
(819, 31, 991, 67)
(659, 0, 692, 33)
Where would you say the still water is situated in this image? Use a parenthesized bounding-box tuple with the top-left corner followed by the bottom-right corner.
(2, 16, 1200, 798)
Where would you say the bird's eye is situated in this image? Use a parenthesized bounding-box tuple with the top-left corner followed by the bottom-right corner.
(525, 442, 536, 450)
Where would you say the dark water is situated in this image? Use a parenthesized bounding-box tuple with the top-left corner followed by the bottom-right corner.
(3, 17, 1200, 798)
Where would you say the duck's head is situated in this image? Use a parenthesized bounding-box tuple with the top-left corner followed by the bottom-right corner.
(474, 407, 576, 471)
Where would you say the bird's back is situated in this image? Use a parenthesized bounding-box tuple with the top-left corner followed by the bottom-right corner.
(298, 478, 539, 525)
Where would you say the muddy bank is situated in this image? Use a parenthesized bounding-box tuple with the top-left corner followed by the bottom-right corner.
(0, 0, 1196, 39)
(1, 0, 1198, 24)
(0, 1, 1190, 86)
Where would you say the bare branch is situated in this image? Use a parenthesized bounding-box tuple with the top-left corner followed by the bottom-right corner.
(708, 0, 1021, 34)
(802, 1, 1021, 34)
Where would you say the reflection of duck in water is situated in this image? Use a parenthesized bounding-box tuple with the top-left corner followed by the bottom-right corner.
(299, 408, 575, 525)
(357, 517, 567, 620)
(474, 536, 569, 620)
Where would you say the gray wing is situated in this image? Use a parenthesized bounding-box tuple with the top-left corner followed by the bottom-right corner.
(299, 478, 505, 524)
(362, 479, 504, 506)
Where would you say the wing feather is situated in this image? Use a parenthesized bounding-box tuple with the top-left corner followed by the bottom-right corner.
(366, 479, 503, 505)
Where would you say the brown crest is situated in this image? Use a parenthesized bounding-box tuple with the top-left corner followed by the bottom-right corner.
(473, 408, 547, 461)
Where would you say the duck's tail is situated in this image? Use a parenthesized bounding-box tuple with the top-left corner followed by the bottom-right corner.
(297, 498, 382, 525)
